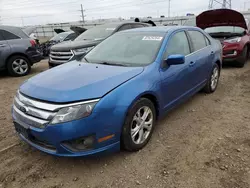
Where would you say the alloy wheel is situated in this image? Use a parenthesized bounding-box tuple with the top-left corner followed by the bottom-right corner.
(211, 67, 219, 91)
(131, 106, 153, 145)
(12, 59, 29, 75)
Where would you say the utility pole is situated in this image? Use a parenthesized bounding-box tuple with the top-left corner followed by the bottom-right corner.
(208, 0, 231, 9)
(168, 0, 171, 17)
(80, 4, 86, 24)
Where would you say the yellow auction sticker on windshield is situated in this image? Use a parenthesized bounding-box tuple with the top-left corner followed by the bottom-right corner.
(142, 36, 163, 41)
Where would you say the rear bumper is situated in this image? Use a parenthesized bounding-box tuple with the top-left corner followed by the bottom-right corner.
(28, 50, 43, 64)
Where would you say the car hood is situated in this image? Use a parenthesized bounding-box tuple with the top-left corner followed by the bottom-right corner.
(20, 61, 144, 103)
(196, 9, 247, 29)
(51, 40, 102, 51)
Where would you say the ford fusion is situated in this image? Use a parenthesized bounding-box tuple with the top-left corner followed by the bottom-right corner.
(12, 26, 222, 157)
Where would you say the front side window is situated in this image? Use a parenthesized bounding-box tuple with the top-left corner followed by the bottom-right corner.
(1, 30, 20, 40)
(188, 31, 207, 51)
(164, 31, 190, 59)
(83, 32, 164, 67)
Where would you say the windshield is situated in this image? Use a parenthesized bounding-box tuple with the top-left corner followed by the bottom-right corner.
(74, 24, 119, 41)
(205, 26, 245, 34)
(50, 32, 72, 41)
(83, 32, 164, 67)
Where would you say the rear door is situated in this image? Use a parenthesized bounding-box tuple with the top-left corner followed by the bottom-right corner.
(0, 30, 11, 67)
(187, 30, 212, 86)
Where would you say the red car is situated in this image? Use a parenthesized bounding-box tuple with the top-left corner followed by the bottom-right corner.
(197, 9, 250, 67)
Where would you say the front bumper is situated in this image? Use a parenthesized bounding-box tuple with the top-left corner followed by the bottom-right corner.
(12, 108, 120, 157)
(222, 42, 243, 63)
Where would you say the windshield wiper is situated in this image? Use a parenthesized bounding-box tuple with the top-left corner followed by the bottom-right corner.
(100, 62, 127, 67)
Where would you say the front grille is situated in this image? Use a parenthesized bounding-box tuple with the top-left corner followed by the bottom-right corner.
(13, 91, 57, 129)
(49, 50, 74, 63)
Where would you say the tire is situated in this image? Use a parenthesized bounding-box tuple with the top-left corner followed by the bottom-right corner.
(203, 63, 220, 93)
(7, 55, 31, 77)
(121, 98, 156, 151)
(236, 46, 248, 68)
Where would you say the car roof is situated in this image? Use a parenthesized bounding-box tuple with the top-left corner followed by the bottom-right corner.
(121, 26, 200, 33)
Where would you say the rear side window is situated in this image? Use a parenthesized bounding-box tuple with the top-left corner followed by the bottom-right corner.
(188, 31, 207, 51)
(131, 24, 145, 29)
(164, 31, 190, 58)
(0, 30, 4, 41)
(205, 37, 211, 46)
(1, 30, 20, 40)
(118, 24, 131, 31)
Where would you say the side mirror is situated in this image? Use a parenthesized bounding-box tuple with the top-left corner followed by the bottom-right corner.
(165, 54, 185, 66)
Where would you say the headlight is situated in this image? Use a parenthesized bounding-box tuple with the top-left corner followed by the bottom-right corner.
(51, 102, 97, 124)
(224, 37, 241, 43)
(73, 47, 94, 55)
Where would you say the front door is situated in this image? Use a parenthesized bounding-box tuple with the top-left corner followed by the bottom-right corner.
(160, 31, 197, 111)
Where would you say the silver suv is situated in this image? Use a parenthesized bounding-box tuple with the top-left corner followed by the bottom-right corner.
(0, 26, 42, 77)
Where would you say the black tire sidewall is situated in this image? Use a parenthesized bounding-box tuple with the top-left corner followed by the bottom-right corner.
(204, 63, 220, 93)
(237, 46, 247, 68)
(121, 98, 156, 151)
(7, 56, 31, 77)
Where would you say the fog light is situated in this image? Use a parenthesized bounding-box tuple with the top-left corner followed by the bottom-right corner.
(62, 135, 95, 152)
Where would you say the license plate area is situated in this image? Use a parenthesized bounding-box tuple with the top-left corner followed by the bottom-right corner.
(14, 122, 30, 139)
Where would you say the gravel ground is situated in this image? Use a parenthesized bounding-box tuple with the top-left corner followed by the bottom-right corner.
(0, 60, 250, 188)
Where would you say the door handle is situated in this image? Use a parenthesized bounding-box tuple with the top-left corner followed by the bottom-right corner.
(189, 61, 196, 67)
(0, 44, 6, 47)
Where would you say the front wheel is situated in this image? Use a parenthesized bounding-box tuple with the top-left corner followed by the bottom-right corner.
(237, 46, 248, 68)
(203, 64, 220, 93)
(121, 98, 156, 151)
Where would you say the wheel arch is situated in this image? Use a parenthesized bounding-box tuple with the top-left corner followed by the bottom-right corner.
(127, 91, 160, 120)
(5, 53, 31, 68)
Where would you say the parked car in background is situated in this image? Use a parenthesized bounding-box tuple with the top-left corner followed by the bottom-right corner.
(48, 22, 150, 68)
(197, 9, 250, 67)
(39, 31, 78, 57)
(0, 26, 42, 77)
(38, 26, 88, 57)
(12, 26, 222, 157)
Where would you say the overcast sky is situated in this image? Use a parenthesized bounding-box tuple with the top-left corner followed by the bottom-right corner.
(0, 0, 248, 26)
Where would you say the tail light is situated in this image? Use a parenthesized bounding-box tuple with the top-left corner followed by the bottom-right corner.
(30, 39, 36, 47)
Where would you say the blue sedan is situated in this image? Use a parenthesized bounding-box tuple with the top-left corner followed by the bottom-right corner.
(12, 26, 222, 157)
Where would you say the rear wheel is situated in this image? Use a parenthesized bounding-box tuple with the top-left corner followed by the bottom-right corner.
(7, 55, 31, 77)
(121, 98, 156, 151)
(203, 63, 220, 93)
